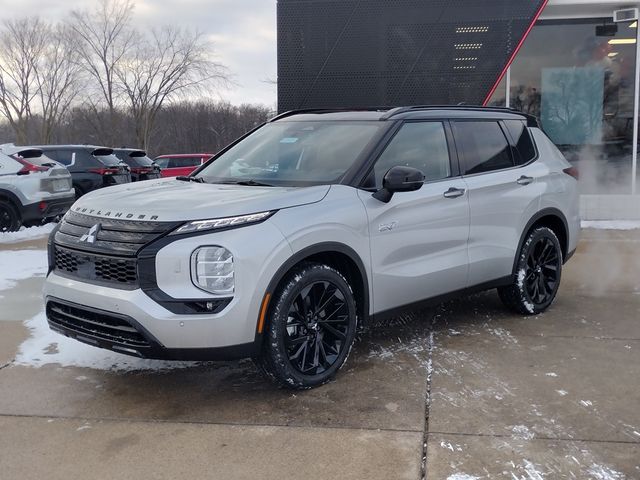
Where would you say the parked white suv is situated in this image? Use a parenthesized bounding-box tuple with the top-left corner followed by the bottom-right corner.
(43, 107, 580, 388)
(0, 145, 75, 232)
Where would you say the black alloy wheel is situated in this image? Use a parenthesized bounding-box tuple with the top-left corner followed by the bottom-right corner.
(523, 235, 561, 305)
(285, 280, 350, 375)
(0, 201, 21, 232)
(498, 226, 563, 315)
(257, 262, 358, 389)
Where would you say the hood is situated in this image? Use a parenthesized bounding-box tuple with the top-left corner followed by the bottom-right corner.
(70, 178, 331, 222)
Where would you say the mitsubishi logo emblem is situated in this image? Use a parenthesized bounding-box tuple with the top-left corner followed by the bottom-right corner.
(79, 224, 101, 244)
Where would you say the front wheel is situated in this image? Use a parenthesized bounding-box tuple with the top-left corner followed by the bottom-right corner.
(256, 262, 358, 389)
(498, 226, 563, 315)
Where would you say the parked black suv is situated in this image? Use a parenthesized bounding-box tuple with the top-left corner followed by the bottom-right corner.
(34, 145, 131, 198)
(112, 148, 161, 182)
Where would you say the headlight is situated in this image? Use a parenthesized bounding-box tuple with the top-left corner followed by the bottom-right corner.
(171, 211, 276, 235)
(191, 246, 234, 295)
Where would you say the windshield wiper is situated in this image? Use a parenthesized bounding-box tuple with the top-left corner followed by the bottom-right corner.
(176, 176, 205, 183)
(216, 179, 275, 187)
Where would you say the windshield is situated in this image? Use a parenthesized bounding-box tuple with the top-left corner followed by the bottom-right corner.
(196, 121, 384, 186)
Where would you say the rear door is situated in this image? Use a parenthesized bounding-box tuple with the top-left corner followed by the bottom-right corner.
(359, 121, 470, 314)
(452, 119, 544, 286)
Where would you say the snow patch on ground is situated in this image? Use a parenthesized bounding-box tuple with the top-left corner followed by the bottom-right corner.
(521, 459, 545, 480)
(511, 425, 535, 440)
(15, 312, 201, 371)
(0, 223, 55, 244)
(439, 440, 463, 452)
(587, 464, 625, 480)
(0, 249, 48, 290)
(581, 220, 640, 231)
(447, 474, 480, 480)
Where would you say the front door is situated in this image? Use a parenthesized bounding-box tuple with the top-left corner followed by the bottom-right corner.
(359, 121, 470, 314)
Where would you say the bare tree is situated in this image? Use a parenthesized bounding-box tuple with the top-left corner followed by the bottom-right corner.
(36, 25, 84, 143)
(69, 0, 135, 141)
(116, 26, 228, 149)
(0, 17, 48, 143)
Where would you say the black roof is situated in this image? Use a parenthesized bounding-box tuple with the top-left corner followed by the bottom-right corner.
(270, 106, 540, 127)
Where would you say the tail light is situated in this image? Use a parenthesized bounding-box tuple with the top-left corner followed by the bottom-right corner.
(15, 158, 49, 175)
(563, 166, 579, 180)
(88, 167, 120, 175)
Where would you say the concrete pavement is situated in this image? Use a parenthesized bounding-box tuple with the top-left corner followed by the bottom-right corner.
(0, 229, 638, 479)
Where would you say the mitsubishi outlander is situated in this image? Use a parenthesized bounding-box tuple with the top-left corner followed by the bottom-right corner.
(43, 106, 580, 389)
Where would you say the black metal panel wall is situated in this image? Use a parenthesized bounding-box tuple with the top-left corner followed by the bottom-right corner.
(277, 0, 546, 112)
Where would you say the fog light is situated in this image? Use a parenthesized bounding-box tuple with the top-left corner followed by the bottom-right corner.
(191, 247, 234, 294)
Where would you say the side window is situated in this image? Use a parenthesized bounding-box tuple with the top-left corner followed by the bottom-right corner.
(169, 158, 188, 168)
(155, 158, 169, 168)
(51, 150, 73, 166)
(452, 121, 514, 175)
(373, 122, 451, 188)
(187, 157, 202, 167)
(503, 120, 536, 165)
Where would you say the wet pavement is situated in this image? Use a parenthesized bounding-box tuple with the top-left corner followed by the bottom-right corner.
(0, 230, 639, 479)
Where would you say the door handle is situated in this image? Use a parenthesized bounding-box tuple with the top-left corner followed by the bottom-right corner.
(443, 187, 466, 199)
(517, 175, 534, 186)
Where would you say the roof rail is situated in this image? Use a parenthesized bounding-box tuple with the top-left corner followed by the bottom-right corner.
(269, 106, 394, 122)
(269, 105, 540, 128)
(380, 104, 540, 127)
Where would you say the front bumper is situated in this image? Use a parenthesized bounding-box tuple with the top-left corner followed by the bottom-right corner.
(46, 296, 258, 360)
(44, 271, 260, 357)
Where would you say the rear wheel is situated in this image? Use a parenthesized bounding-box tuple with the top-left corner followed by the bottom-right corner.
(498, 226, 562, 315)
(0, 200, 21, 232)
(257, 262, 358, 389)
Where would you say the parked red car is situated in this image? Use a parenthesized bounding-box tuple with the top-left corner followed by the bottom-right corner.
(154, 153, 213, 178)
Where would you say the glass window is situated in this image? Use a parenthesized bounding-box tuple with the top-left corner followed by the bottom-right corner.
(49, 150, 73, 166)
(453, 121, 514, 174)
(197, 121, 385, 186)
(155, 157, 169, 168)
(373, 122, 450, 188)
(504, 119, 537, 165)
(500, 19, 638, 194)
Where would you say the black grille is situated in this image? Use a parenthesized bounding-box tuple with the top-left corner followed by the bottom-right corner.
(54, 245, 138, 288)
(55, 210, 180, 257)
(47, 300, 151, 350)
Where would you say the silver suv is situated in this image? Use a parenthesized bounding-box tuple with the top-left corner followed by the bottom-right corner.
(43, 107, 580, 389)
(0, 145, 75, 232)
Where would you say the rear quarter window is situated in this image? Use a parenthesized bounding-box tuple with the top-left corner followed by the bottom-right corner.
(452, 121, 514, 175)
(503, 120, 537, 165)
(47, 150, 74, 166)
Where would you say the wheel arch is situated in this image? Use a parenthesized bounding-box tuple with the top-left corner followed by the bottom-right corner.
(513, 208, 569, 274)
(257, 242, 370, 336)
(0, 188, 22, 208)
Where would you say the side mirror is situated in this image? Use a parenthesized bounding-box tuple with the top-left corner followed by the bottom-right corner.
(372, 166, 425, 203)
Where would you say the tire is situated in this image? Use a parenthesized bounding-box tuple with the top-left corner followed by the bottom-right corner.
(73, 186, 84, 200)
(0, 200, 21, 233)
(256, 262, 358, 389)
(498, 226, 563, 315)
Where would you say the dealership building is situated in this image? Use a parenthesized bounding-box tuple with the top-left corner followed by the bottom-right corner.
(488, 0, 640, 219)
(278, 0, 640, 219)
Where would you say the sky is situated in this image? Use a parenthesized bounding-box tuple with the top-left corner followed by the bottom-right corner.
(0, 0, 278, 107)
